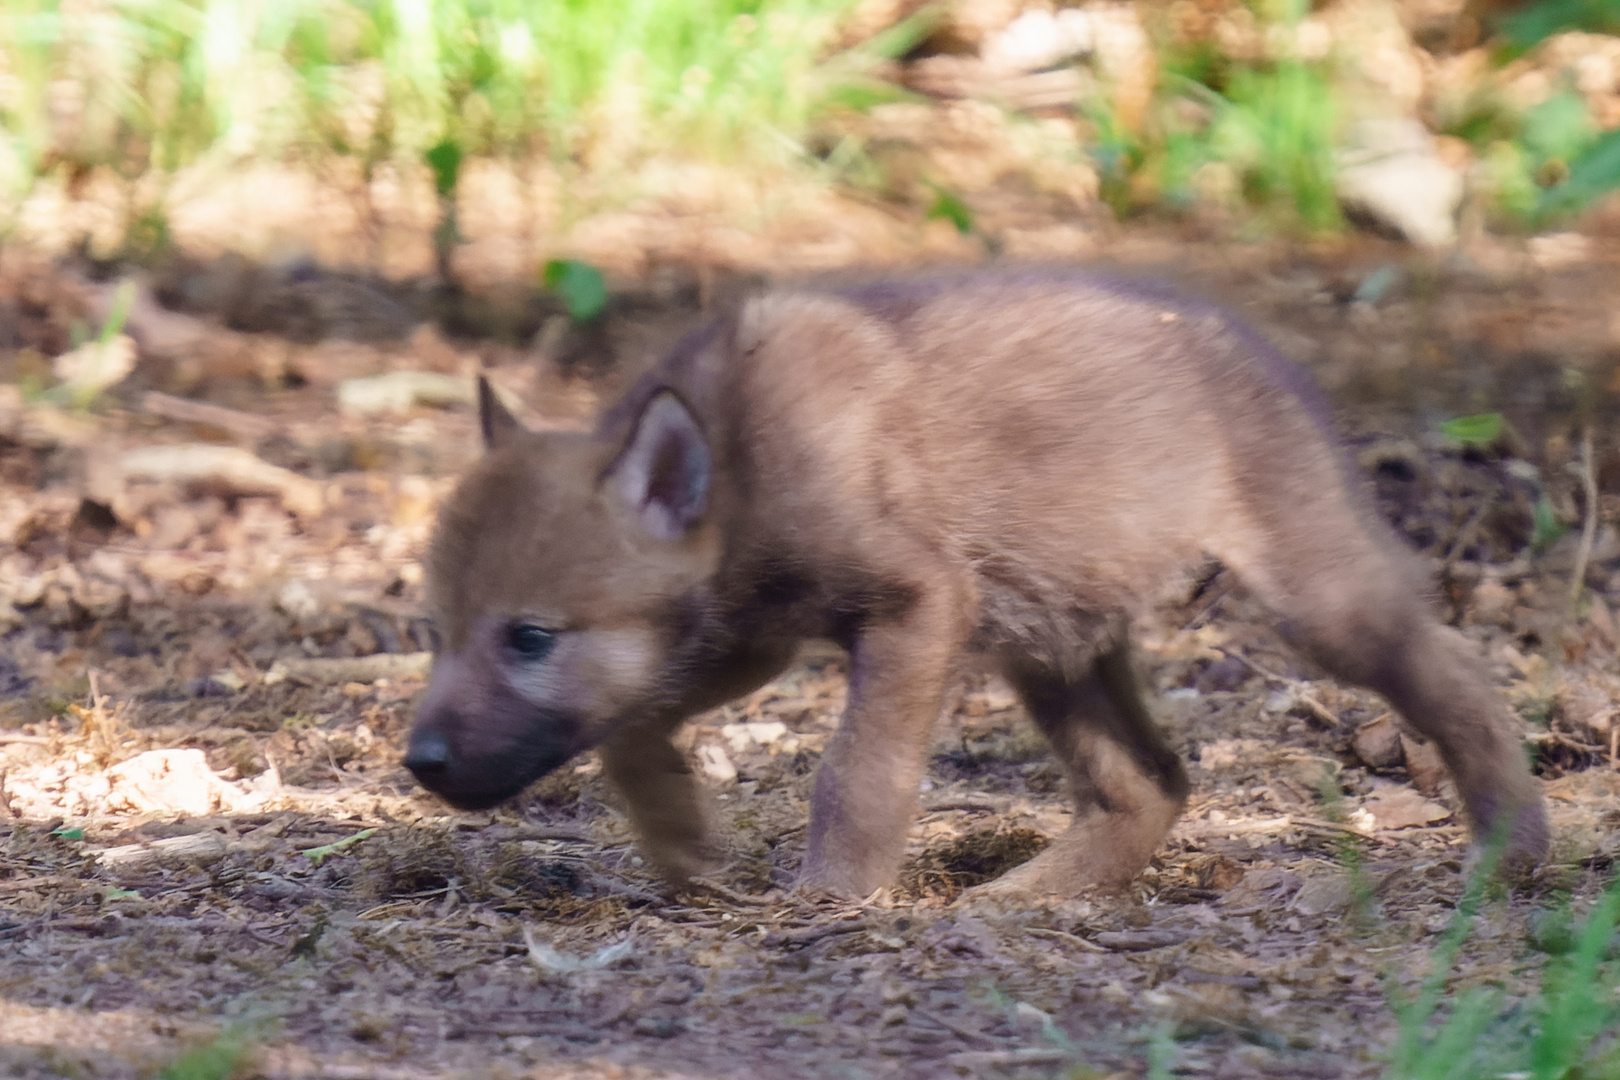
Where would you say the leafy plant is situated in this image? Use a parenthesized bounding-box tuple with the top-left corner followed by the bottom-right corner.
(299, 827, 377, 867)
(1439, 413, 1505, 447)
(1209, 60, 1341, 232)
(1100, 0, 1342, 233)
(1496, 0, 1620, 54)
(1538, 129, 1620, 224)
(542, 259, 607, 323)
(157, 1026, 258, 1080)
(0, 0, 863, 218)
(924, 183, 975, 235)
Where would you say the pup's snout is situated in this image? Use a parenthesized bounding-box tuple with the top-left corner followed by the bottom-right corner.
(404, 730, 454, 777)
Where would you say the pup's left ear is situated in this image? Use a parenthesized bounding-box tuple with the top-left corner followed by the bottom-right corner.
(478, 375, 526, 450)
(606, 391, 710, 541)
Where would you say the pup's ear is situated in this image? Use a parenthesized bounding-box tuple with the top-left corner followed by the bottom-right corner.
(478, 376, 526, 450)
(606, 391, 711, 541)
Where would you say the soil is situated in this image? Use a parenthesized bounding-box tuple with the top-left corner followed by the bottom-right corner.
(3, 220, 1620, 1080)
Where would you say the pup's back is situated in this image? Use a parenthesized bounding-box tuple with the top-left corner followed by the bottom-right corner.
(707, 270, 1542, 893)
(720, 272, 1405, 636)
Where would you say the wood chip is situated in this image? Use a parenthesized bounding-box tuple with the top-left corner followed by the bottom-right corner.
(94, 831, 230, 869)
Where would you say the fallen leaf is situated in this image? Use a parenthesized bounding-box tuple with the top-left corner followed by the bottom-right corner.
(1352, 789, 1452, 831)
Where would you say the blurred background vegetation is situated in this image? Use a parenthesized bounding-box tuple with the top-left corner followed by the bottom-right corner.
(0, 0, 1618, 277)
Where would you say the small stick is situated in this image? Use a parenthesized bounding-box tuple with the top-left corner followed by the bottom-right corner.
(1026, 926, 1106, 952)
(1440, 498, 1491, 575)
(1571, 425, 1598, 609)
(913, 1006, 997, 1048)
(763, 915, 868, 948)
(1215, 647, 1338, 726)
(686, 876, 775, 907)
(142, 391, 278, 443)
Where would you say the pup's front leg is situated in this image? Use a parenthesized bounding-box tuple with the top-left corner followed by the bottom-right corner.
(600, 718, 715, 885)
(801, 587, 966, 897)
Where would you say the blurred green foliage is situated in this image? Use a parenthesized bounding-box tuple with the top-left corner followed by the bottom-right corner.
(542, 257, 607, 322)
(1498, 0, 1620, 54)
(0, 0, 1616, 248)
(1108, 29, 1341, 232)
(0, 0, 857, 205)
(1385, 869, 1620, 1080)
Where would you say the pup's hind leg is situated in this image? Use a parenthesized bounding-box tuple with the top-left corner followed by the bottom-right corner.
(1225, 517, 1548, 870)
(979, 636, 1189, 896)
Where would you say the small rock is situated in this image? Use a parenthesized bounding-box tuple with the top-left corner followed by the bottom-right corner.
(632, 1016, 680, 1039)
(982, 9, 1093, 74)
(720, 719, 789, 752)
(696, 743, 737, 784)
(1351, 714, 1404, 770)
(1290, 873, 1355, 916)
(1336, 118, 1463, 247)
(1011, 1001, 1052, 1032)
(276, 580, 322, 621)
(1398, 735, 1447, 796)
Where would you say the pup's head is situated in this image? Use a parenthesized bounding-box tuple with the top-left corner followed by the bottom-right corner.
(405, 378, 720, 808)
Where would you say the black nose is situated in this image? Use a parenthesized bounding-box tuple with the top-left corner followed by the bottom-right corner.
(404, 731, 453, 776)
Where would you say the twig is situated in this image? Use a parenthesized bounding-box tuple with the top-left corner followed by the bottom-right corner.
(0, 733, 50, 745)
(1571, 425, 1598, 609)
(1610, 725, 1618, 772)
(686, 876, 776, 907)
(913, 1006, 997, 1048)
(0, 875, 78, 894)
(1292, 816, 1394, 843)
(1214, 647, 1338, 726)
(119, 443, 325, 517)
(921, 793, 1006, 814)
(1026, 926, 1106, 952)
(1440, 498, 1492, 575)
(763, 915, 868, 949)
(142, 390, 278, 443)
(947, 1048, 1069, 1068)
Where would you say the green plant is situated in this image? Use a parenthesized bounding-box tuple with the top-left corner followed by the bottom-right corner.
(1102, 0, 1341, 233)
(156, 1025, 257, 1080)
(1496, 0, 1620, 55)
(1384, 848, 1620, 1080)
(0, 0, 862, 218)
(1439, 413, 1506, 447)
(542, 259, 607, 323)
(1441, 0, 1620, 229)
(1208, 60, 1341, 232)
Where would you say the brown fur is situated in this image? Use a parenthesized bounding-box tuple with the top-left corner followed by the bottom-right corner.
(406, 269, 1548, 897)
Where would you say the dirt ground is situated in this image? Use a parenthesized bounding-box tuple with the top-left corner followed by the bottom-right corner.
(3, 220, 1620, 1080)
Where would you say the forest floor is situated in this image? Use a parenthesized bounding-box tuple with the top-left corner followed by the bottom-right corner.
(2, 216, 1620, 1079)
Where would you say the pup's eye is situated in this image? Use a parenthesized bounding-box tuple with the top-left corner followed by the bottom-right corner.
(506, 623, 557, 661)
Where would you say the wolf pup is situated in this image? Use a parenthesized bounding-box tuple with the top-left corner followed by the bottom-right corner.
(405, 270, 1548, 898)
